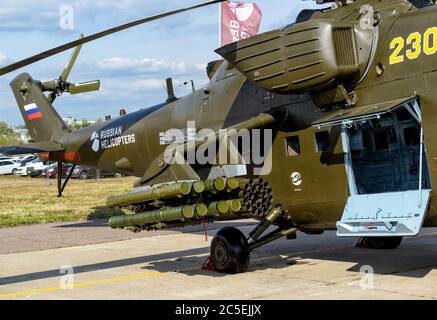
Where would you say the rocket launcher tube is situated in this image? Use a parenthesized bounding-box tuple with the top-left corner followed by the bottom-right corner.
(192, 181, 205, 194)
(195, 203, 208, 217)
(107, 182, 192, 207)
(110, 198, 250, 230)
(109, 205, 195, 229)
(226, 177, 240, 190)
(204, 178, 227, 193)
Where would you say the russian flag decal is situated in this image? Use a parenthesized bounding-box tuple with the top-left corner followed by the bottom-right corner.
(24, 103, 43, 120)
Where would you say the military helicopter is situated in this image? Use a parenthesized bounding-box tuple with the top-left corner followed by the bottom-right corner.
(1, 0, 437, 273)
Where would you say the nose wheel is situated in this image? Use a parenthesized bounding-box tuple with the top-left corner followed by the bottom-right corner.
(210, 227, 250, 274)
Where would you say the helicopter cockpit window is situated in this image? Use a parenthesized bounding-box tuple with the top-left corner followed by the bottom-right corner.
(315, 131, 330, 153)
(285, 136, 301, 157)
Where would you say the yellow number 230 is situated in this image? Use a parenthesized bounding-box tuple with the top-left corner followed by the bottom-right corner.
(389, 27, 437, 65)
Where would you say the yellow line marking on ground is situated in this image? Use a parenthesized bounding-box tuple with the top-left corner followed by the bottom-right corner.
(417, 231, 437, 238)
(0, 246, 347, 299)
(0, 271, 164, 299)
(0, 253, 307, 299)
(0, 240, 371, 299)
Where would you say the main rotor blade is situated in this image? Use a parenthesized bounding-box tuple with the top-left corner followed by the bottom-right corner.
(60, 33, 84, 82)
(0, 0, 226, 76)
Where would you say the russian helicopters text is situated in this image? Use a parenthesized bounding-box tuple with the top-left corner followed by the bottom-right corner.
(1, 0, 437, 273)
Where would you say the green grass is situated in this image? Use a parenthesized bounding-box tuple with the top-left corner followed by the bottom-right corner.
(0, 175, 137, 228)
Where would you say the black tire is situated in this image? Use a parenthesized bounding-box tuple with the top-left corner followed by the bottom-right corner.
(210, 227, 250, 274)
(367, 237, 403, 249)
(79, 171, 88, 180)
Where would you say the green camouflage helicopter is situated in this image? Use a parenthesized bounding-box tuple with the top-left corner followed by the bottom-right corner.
(1, 0, 437, 273)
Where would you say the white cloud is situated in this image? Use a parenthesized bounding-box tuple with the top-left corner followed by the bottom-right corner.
(0, 1, 60, 32)
(0, 52, 6, 64)
(131, 78, 164, 90)
(97, 57, 186, 74)
(74, 0, 148, 11)
(0, 0, 320, 125)
(195, 63, 207, 72)
(0, 0, 185, 32)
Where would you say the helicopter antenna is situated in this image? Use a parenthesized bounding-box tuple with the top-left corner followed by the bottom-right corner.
(165, 78, 178, 103)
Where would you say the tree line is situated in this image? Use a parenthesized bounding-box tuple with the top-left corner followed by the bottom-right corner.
(0, 119, 99, 147)
(0, 122, 23, 146)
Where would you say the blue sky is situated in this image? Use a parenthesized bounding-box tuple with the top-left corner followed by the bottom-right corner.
(0, 0, 322, 125)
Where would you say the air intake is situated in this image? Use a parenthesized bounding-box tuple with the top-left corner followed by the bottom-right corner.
(216, 20, 363, 95)
(333, 27, 357, 67)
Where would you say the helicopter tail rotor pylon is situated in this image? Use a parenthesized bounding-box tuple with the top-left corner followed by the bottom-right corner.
(11, 72, 69, 145)
(9, 34, 101, 146)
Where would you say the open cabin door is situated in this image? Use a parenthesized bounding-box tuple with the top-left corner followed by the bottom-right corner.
(313, 96, 431, 237)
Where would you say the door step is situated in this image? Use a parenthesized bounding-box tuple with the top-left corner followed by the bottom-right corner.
(337, 190, 431, 237)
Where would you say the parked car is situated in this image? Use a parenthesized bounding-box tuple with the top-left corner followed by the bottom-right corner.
(25, 158, 49, 177)
(69, 165, 122, 180)
(17, 161, 31, 176)
(15, 155, 36, 163)
(0, 157, 14, 162)
(16, 156, 38, 176)
(0, 160, 21, 175)
(17, 158, 41, 176)
(20, 156, 36, 166)
(41, 163, 72, 179)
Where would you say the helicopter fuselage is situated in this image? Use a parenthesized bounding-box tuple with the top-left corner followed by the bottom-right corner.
(55, 0, 437, 233)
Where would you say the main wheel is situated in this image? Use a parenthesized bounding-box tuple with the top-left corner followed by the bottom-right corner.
(210, 227, 250, 274)
(366, 237, 403, 249)
(79, 171, 88, 180)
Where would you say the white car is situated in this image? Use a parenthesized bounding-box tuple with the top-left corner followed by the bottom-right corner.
(16, 164, 28, 176)
(26, 159, 49, 177)
(13, 155, 35, 162)
(17, 158, 45, 177)
(16, 157, 36, 176)
(0, 160, 21, 175)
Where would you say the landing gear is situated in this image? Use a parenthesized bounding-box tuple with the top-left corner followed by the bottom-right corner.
(209, 206, 297, 274)
(356, 236, 403, 249)
(57, 162, 76, 197)
(210, 227, 250, 274)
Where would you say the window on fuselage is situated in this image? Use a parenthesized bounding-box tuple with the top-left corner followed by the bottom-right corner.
(285, 136, 301, 157)
(315, 131, 330, 153)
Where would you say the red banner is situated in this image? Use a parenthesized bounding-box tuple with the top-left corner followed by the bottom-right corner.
(221, 1, 262, 46)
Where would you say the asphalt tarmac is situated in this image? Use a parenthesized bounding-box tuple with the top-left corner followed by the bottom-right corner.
(1, 219, 437, 300)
